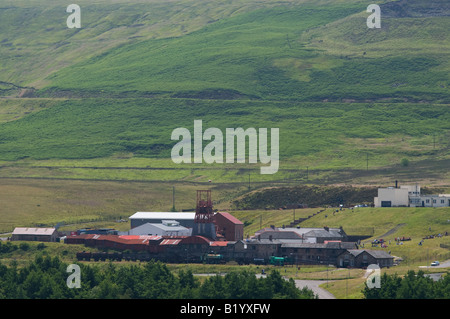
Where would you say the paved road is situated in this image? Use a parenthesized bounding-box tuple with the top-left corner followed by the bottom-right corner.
(438, 259, 450, 267)
(197, 273, 337, 299)
(295, 259, 450, 298)
(294, 280, 336, 299)
(256, 275, 337, 299)
(419, 259, 450, 269)
(425, 273, 444, 281)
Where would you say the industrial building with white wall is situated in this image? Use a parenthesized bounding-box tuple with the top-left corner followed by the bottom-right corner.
(124, 220, 192, 237)
(128, 210, 244, 241)
(129, 212, 196, 229)
(374, 183, 450, 207)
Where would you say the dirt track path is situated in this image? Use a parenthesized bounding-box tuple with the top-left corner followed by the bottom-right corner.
(379, 223, 406, 238)
(362, 223, 406, 244)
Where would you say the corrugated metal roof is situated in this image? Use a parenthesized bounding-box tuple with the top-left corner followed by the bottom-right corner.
(160, 239, 182, 245)
(180, 235, 211, 245)
(119, 235, 162, 241)
(12, 227, 56, 235)
(81, 234, 161, 244)
(210, 241, 229, 246)
(150, 224, 189, 232)
(129, 212, 196, 220)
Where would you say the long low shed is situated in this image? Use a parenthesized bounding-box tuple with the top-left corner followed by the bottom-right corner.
(11, 227, 58, 242)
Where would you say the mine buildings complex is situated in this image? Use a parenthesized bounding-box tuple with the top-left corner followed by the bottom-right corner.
(11, 190, 395, 268)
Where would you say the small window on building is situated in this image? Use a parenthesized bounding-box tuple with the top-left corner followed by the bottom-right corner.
(426, 199, 430, 203)
(433, 199, 436, 203)
(441, 200, 445, 204)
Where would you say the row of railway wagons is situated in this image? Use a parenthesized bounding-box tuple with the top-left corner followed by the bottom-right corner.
(76, 251, 292, 265)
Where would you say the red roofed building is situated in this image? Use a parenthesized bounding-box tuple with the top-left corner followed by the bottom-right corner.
(65, 234, 164, 252)
(214, 212, 244, 241)
(160, 238, 184, 246)
(65, 233, 91, 245)
(179, 235, 212, 246)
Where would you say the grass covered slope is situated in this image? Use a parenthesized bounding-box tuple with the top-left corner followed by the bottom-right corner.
(0, 0, 448, 183)
(0, 99, 447, 165)
(42, 3, 362, 99)
(0, 0, 364, 90)
(38, 0, 450, 102)
(0, 0, 291, 88)
(1, 0, 448, 102)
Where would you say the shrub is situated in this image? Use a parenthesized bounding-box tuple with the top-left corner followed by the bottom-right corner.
(401, 158, 409, 167)
(19, 242, 30, 251)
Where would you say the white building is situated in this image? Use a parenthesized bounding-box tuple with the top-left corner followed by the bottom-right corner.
(374, 183, 450, 207)
(125, 220, 191, 237)
(374, 187, 409, 207)
(11, 227, 58, 242)
(409, 194, 450, 208)
(129, 212, 196, 229)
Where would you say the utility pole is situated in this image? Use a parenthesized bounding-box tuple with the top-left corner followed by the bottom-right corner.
(248, 173, 251, 191)
(172, 186, 176, 211)
(327, 264, 329, 287)
(366, 153, 369, 171)
(346, 267, 349, 299)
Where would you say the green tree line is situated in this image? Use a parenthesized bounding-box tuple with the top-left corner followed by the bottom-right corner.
(0, 255, 316, 299)
(363, 270, 449, 299)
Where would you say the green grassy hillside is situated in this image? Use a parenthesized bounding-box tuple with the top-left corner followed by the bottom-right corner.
(40, 1, 449, 102)
(0, 0, 364, 89)
(0, 99, 447, 181)
(42, 3, 363, 100)
(0, 0, 448, 185)
(0, 0, 285, 88)
(2, 0, 447, 102)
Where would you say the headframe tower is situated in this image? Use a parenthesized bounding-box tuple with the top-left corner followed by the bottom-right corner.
(192, 190, 216, 239)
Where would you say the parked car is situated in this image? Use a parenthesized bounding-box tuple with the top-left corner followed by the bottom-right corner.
(431, 261, 440, 266)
